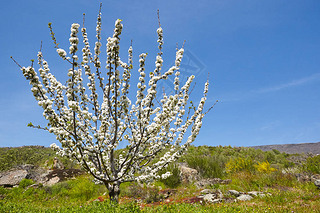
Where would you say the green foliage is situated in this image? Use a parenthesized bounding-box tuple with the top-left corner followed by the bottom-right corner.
(120, 182, 163, 203)
(0, 146, 79, 171)
(143, 187, 163, 204)
(185, 154, 226, 178)
(0, 146, 54, 171)
(0, 145, 319, 212)
(254, 161, 277, 174)
(68, 176, 104, 201)
(44, 176, 104, 201)
(303, 154, 320, 174)
(45, 181, 72, 196)
(19, 178, 35, 189)
(0, 200, 142, 213)
(225, 157, 255, 174)
(120, 182, 144, 199)
(181, 146, 227, 178)
(158, 164, 181, 188)
(180, 145, 294, 179)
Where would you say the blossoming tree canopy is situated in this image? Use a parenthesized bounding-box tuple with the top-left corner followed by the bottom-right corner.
(17, 6, 210, 202)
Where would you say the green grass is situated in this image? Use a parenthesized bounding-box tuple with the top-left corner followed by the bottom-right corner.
(1, 145, 320, 212)
(1, 171, 319, 212)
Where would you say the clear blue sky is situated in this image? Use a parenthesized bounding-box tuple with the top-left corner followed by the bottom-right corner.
(1, 0, 320, 147)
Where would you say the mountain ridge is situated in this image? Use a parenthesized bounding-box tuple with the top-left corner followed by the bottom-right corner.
(251, 141, 320, 154)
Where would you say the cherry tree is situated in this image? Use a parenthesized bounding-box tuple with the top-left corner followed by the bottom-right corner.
(14, 6, 211, 202)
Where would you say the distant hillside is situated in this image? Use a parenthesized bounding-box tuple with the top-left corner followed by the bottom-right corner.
(0, 146, 56, 171)
(251, 142, 320, 154)
(0, 146, 79, 172)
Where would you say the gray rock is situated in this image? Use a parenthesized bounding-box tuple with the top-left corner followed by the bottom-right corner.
(237, 194, 253, 201)
(195, 178, 232, 188)
(296, 173, 311, 182)
(53, 157, 64, 170)
(196, 195, 204, 199)
(0, 166, 84, 187)
(228, 190, 240, 197)
(212, 199, 222, 203)
(312, 175, 320, 184)
(200, 189, 214, 195)
(248, 191, 270, 197)
(203, 194, 222, 203)
(178, 164, 200, 183)
(201, 189, 224, 203)
(41, 169, 85, 186)
(0, 169, 28, 187)
(248, 191, 261, 197)
(44, 176, 60, 186)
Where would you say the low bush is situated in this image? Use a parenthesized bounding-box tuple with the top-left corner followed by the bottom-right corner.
(225, 157, 255, 174)
(254, 161, 277, 174)
(184, 154, 226, 178)
(159, 164, 181, 188)
(19, 178, 35, 189)
(120, 182, 145, 199)
(303, 154, 320, 174)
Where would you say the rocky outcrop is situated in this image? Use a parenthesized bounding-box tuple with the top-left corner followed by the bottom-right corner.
(195, 178, 232, 188)
(314, 179, 320, 189)
(237, 194, 253, 201)
(0, 165, 84, 187)
(197, 189, 271, 203)
(178, 164, 200, 183)
(178, 164, 232, 188)
(42, 169, 85, 186)
(0, 169, 28, 187)
(228, 189, 241, 197)
(295, 173, 320, 182)
(53, 157, 64, 170)
(197, 189, 224, 203)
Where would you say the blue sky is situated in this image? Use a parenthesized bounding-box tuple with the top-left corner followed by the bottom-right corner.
(1, 0, 320, 147)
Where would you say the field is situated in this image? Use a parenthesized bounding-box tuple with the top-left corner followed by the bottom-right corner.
(0, 145, 320, 212)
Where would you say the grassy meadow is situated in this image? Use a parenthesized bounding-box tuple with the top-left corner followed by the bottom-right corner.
(0, 145, 320, 212)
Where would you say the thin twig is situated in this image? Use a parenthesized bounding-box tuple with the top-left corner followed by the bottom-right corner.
(157, 9, 161, 27)
(204, 100, 219, 115)
(188, 82, 196, 96)
(48, 22, 59, 48)
(39, 41, 43, 52)
(83, 13, 86, 28)
(10, 56, 22, 68)
(182, 40, 186, 49)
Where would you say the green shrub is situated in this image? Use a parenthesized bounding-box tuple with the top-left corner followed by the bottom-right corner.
(159, 164, 181, 188)
(68, 177, 102, 201)
(254, 161, 277, 174)
(225, 157, 254, 174)
(19, 179, 34, 189)
(120, 182, 145, 199)
(44, 181, 72, 198)
(185, 155, 226, 178)
(303, 154, 320, 174)
(120, 182, 163, 203)
(144, 187, 163, 203)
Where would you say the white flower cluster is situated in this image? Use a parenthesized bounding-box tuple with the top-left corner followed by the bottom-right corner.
(94, 10, 102, 68)
(57, 48, 67, 59)
(21, 12, 210, 190)
(69, 23, 80, 54)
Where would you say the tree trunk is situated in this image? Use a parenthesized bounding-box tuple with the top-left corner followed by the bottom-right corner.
(106, 181, 121, 203)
